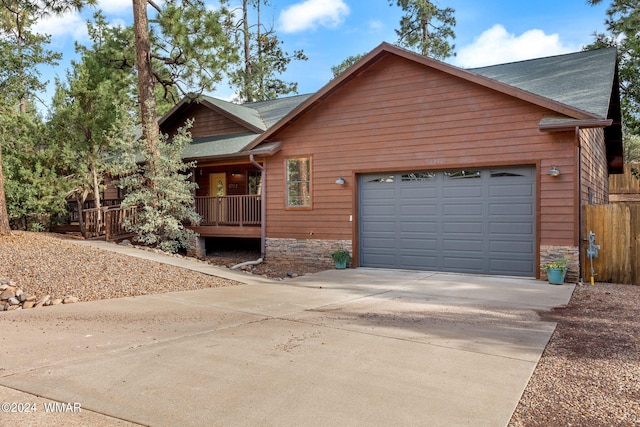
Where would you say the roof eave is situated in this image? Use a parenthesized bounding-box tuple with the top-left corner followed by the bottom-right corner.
(183, 141, 282, 163)
(539, 118, 613, 132)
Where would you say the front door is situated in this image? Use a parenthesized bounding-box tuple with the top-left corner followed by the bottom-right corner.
(209, 173, 226, 197)
(209, 173, 227, 223)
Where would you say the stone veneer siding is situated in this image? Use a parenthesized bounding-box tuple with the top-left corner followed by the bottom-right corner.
(266, 238, 353, 268)
(540, 245, 580, 283)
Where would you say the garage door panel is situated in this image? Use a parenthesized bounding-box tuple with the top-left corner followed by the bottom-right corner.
(443, 239, 483, 251)
(401, 187, 438, 198)
(400, 255, 439, 269)
(490, 222, 534, 235)
(362, 254, 397, 267)
(442, 204, 483, 215)
(443, 256, 483, 270)
(490, 203, 534, 215)
(490, 260, 535, 275)
(442, 222, 483, 233)
(401, 222, 437, 233)
(490, 240, 534, 253)
(359, 166, 535, 276)
(489, 184, 534, 197)
(401, 205, 438, 216)
(402, 238, 438, 251)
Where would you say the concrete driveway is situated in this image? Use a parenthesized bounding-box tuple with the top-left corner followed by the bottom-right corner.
(0, 265, 574, 427)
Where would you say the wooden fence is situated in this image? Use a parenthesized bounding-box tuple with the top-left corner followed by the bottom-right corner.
(582, 204, 640, 285)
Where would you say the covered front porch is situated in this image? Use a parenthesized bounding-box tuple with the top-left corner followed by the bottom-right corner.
(188, 162, 263, 238)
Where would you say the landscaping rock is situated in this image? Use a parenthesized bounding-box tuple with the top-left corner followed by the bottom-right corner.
(0, 288, 16, 300)
(0, 278, 78, 313)
(35, 295, 50, 308)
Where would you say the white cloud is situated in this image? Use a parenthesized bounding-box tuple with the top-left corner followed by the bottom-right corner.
(34, 11, 86, 41)
(97, 0, 132, 15)
(279, 0, 350, 33)
(454, 24, 576, 68)
(368, 19, 384, 33)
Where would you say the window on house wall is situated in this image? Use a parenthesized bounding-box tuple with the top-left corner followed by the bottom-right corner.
(286, 157, 311, 207)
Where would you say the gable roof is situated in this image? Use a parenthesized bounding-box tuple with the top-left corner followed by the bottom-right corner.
(248, 42, 619, 150)
(470, 47, 617, 120)
(158, 93, 311, 161)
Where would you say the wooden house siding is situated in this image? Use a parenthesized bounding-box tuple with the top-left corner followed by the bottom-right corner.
(163, 104, 250, 138)
(579, 127, 609, 205)
(263, 55, 578, 246)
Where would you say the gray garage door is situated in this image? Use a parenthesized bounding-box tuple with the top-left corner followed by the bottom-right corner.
(359, 166, 536, 276)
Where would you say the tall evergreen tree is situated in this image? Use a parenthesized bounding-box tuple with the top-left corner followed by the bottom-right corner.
(390, 0, 456, 59)
(0, 0, 94, 235)
(127, 0, 237, 250)
(586, 0, 640, 160)
(48, 13, 136, 236)
(331, 53, 366, 79)
(229, 0, 307, 102)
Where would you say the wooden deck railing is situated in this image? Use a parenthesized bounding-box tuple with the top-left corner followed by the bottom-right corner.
(66, 199, 122, 223)
(83, 205, 138, 240)
(194, 195, 261, 226)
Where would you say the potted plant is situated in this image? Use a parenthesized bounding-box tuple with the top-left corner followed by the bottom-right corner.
(544, 257, 568, 285)
(331, 248, 351, 269)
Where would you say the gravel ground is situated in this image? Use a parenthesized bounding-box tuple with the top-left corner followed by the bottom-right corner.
(509, 282, 640, 426)
(2, 232, 639, 426)
(0, 232, 237, 302)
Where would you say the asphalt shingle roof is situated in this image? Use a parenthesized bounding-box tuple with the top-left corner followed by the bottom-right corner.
(470, 48, 617, 119)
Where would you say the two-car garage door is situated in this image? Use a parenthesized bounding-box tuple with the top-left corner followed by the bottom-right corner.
(358, 166, 536, 276)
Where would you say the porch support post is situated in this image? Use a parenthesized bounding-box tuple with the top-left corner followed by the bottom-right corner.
(188, 236, 207, 258)
(250, 154, 266, 259)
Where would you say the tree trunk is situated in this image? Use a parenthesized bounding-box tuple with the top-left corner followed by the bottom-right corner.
(132, 0, 160, 164)
(76, 195, 87, 238)
(0, 146, 11, 235)
(91, 162, 102, 224)
(132, 0, 161, 208)
(242, 0, 252, 101)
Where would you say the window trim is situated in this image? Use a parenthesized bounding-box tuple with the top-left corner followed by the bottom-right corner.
(284, 156, 313, 210)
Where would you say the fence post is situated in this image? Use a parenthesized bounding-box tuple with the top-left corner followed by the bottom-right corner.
(105, 209, 111, 241)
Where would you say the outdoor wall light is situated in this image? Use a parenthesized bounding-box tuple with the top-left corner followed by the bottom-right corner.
(547, 165, 560, 177)
(335, 176, 346, 185)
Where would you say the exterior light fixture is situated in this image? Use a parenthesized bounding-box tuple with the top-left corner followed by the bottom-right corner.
(335, 177, 346, 185)
(547, 165, 560, 177)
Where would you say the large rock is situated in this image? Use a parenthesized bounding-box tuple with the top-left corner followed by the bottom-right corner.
(0, 288, 16, 300)
(34, 295, 50, 308)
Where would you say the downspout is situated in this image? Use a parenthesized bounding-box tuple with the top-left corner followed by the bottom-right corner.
(576, 125, 583, 282)
(250, 154, 266, 259)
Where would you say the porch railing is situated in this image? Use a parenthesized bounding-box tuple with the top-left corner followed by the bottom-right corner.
(83, 205, 138, 240)
(66, 199, 122, 223)
(194, 195, 261, 226)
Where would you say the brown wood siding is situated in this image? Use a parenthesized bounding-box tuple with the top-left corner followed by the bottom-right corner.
(161, 104, 250, 138)
(579, 127, 609, 205)
(102, 175, 120, 200)
(263, 55, 578, 247)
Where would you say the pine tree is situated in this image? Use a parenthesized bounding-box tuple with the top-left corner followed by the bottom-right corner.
(390, 0, 456, 59)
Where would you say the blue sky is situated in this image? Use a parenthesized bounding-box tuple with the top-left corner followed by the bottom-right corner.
(34, 0, 610, 107)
